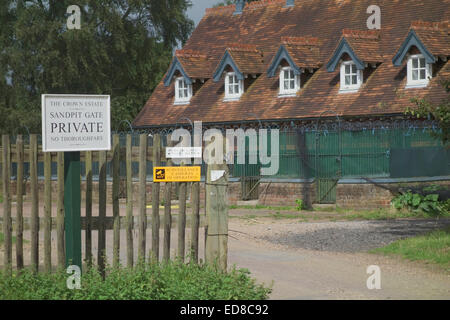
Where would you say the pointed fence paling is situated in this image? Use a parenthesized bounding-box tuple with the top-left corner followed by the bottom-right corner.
(0, 133, 204, 274)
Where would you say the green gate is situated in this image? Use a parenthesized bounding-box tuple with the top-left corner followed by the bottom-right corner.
(315, 129, 342, 204)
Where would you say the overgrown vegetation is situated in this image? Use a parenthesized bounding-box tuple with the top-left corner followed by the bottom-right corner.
(391, 191, 449, 217)
(406, 78, 449, 146)
(295, 199, 305, 211)
(0, 261, 271, 300)
(229, 204, 298, 211)
(371, 227, 450, 271)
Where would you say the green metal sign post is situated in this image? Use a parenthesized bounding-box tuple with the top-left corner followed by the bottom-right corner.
(64, 151, 82, 270)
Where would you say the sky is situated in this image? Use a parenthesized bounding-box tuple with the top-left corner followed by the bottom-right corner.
(187, 0, 222, 26)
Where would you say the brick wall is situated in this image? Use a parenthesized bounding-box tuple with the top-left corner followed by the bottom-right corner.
(9, 179, 450, 210)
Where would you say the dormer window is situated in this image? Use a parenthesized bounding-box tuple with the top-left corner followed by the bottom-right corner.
(174, 77, 192, 104)
(340, 61, 362, 93)
(224, 72, 243, 101)
(406, 54, 432, 88)
(279, 67, 300, 97)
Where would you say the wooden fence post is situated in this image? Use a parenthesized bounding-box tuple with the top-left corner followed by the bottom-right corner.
(112, 134, 120, 268)
(151, 134, 161, 262)
(190, 181, 200, 264)
(44, 151, 52, 272)
(205, 163, 229, 272)
(126, 134, 134, 267)
(163, 134, 173, 263)
(2, 135, 12, 273)
(138, 134, 147, 262)
(30, 134, 39, 273)
(98, 150, 107, 275)
(177, 181, 187, 262)
(15, 135, 24, 270)
(57, 152, 65, 269)
(85, 151, 93, 267)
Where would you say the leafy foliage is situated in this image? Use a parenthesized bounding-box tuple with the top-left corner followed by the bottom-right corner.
(0, 261, 271, 300)
(391, 190, 449, 217)
(406, 78, 450, 146)
(295, 199, 305, 211)
(0, 0, 194, 133)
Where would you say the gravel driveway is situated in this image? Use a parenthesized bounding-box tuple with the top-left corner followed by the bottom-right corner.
(228, 217, 450, 299)
(259, 219, 450, 253)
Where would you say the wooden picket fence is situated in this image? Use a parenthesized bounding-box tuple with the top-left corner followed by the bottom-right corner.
(0, 133, 205, 274)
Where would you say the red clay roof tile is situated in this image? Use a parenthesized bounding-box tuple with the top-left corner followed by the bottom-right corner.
(134, 0, 450, 128)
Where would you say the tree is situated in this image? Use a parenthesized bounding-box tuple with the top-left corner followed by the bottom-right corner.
(406, 78, 450, 146)
(0, 0, 194, 133)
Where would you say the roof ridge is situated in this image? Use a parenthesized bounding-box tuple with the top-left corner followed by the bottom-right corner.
(205, 0, 286, 16)
(246, 0, 286, 10)
(205, 4, 235, 16)
(227, 43, 260, 53)
(282, 36, 320, 46)
(411, 20, 449, 32)
(176, 49, 208, 59)
(342, 29, 380, 40)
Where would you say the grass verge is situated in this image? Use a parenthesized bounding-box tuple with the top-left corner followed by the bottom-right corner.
(370, 227, 450, 271)
(0, 261, 272, 300)
(231, 207, 450, 222)
(229, 204, 297, 211)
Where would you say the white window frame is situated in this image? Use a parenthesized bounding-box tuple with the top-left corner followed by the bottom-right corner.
(339, 61, 363, 93)
(406, 54, 432, 89)
(174, 76, 192, 105)
(279, 66, 300, 97)
(224, 72, 243, 101)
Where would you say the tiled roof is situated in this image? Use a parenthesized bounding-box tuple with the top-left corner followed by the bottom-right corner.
(134, 0, 450, 128)
(225, 44, 265, 74)
(281, 37, 321, 68)
(411, 21, 450, 57)
(175, 50, 212, 79)
(341, 30, 383, 63)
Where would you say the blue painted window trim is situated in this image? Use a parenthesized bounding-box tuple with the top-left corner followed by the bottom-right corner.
(326, 38, 365, 72)
(267, 45, 301, 78)
(213, 50, 244, 82)
(163, 57, 192, 87)
(392, 29, 435, 67)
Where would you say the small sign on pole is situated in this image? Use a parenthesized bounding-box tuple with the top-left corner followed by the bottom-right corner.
(153, 166, 201, 183)
(42, 94, 111, 271)
(166, 147, 202, 159)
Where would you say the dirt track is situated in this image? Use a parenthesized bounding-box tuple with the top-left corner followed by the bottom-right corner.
(228, 216, 450, 300)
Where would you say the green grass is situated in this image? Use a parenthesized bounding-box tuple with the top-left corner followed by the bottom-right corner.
(229, 204, 297, 211)
(0, 261, 272, 300)
(371, 227, 450, 271)
(0, 232, 27, 246)
(231, 207, 449, 223)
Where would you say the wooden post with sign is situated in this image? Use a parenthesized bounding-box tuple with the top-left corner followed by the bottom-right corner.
(205, 164, 229, 271)
(41, 94, 111, 273)
(64, 151, 82, 269)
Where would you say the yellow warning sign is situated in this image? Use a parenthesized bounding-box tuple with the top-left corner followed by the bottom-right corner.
(153, 166, 201, 182)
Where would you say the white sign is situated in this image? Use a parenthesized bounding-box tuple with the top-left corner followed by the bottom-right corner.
(211, 170, 226, 182)
(42, 94, 111, 152)
(166, 147, 202, 159)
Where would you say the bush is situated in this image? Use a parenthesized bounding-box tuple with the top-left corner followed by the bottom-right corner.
(391, 191, 449, 217)
(295, 199, 305, 211)
(0, 261, 271, 300)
